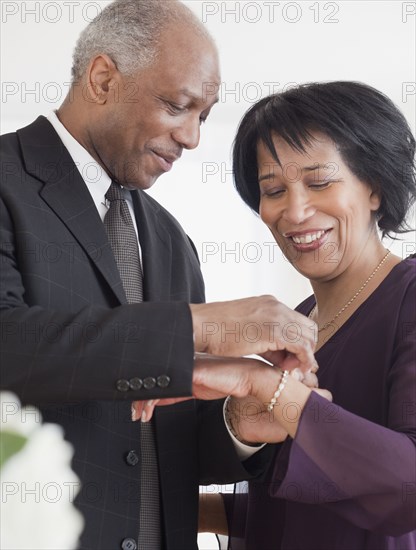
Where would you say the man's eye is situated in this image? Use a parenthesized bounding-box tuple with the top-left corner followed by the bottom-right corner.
(167, 102, 186, 114)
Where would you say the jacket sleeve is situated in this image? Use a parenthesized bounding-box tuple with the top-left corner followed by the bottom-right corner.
(0, 193, 195, 405)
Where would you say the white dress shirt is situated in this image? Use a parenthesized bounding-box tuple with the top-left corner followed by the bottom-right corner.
(47, 111, 140, 242)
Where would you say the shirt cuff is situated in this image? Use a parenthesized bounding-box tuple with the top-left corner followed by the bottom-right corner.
(223, 397, 267, 461)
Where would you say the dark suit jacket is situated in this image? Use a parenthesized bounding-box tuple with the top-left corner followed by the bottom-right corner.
(0, 116, 258, 550)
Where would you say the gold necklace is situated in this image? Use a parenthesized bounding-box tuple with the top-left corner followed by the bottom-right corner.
(309, 250, 391, 332)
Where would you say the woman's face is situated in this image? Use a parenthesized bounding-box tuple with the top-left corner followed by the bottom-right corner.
(257, 132, 381, 282)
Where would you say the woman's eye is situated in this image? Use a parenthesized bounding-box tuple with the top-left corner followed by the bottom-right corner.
(308, 180, 334, 189)
(262, 188, 285, 197)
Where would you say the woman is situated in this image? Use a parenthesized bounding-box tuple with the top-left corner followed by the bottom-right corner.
(199, 82, 416, 549)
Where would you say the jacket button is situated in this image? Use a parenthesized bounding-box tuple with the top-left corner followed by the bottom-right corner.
(157, 375, 171, 388)
(116, 379, 130, 392)
(143, 377, 156, 390)
(129, 377, 143, 391)
(121, 538, 137, 550)
(125, 450, 139, 467)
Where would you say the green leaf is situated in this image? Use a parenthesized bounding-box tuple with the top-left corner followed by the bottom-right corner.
(0, 430, 27, 468)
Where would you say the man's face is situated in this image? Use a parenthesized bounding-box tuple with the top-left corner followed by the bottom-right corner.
(87, 24, 220, 189)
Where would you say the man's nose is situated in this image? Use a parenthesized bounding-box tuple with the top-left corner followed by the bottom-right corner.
(172, 116, 201, 150)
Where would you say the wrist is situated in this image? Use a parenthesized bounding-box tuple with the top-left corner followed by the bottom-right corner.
(224, 397, 262, 446)
(266, 369, 289, 412)
(189, 304, 207, 353)
(266, 374, 312, 438)
(251, 366, 283, 404)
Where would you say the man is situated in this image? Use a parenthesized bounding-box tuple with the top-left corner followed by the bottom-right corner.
(0, 1, 317, 548)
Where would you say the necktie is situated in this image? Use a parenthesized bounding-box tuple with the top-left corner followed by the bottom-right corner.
(104, 181, 161, 549)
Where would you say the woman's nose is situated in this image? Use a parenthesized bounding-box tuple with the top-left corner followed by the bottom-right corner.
(282, 189, 315, 225)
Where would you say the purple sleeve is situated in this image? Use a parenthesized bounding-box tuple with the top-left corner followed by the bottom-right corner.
(271, 276, 416, 536)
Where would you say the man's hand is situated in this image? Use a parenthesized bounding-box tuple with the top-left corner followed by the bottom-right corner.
(190, 295, 318, 373)
(132, 354, 268, 421)
(132, 355, 330, 432)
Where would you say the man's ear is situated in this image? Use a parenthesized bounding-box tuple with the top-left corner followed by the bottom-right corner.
(87, 54, 119, 104)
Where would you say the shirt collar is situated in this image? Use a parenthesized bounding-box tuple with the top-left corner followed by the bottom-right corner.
(47, 111, 111, 214)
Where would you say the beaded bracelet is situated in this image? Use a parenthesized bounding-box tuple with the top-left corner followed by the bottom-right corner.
(266, 370, 289, 412)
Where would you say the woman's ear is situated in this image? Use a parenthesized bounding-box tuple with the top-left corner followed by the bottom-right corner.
(86, 54, 118, 104)
(369, 188, 381, 212)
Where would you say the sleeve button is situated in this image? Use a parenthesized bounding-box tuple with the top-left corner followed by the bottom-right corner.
(129, 377, 143, 391)
(157, 375, 171, 388)
(116, 379, 130, 392)
(143, 377, 156, 390)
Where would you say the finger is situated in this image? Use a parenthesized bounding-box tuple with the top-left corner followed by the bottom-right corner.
(273, 334, 317, 373)
(279, 354, 319, 376)
(140, 397, 194, 422)
(290, 368, 304, 382)
(131, 401, 145, 422)
(141, 399, 160, 422)
(291, 350, 318, 374)
(291, 346, 317, 373)
(259, 350, 288, 367)
(278, 318, 317, 346)
(278, 352, 316, 374)
(302, 371, 319, 388)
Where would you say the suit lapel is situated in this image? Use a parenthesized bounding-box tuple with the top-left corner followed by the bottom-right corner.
(131, 190, 172, 302)
(17, 116, 127, 305)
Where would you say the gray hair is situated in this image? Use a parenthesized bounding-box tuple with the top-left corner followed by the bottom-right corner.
(71, 0, 211, 82)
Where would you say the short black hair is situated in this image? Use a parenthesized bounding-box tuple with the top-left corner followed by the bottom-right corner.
(233, 81, 416, 237)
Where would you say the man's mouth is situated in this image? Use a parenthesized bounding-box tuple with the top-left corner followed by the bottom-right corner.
(150, 149, 181, 172)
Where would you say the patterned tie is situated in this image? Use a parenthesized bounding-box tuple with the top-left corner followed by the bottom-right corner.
(104, 181, 161, 549)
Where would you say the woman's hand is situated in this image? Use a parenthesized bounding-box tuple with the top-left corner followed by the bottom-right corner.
(226, 394, 289, 444)
(225, 368, 328, 445)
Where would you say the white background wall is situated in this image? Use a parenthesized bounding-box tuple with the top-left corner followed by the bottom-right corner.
(2, 1, 415, 308)
(1, 2, 415, 548)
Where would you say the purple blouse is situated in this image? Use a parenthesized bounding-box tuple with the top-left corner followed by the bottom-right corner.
(225, 257, 416, 549)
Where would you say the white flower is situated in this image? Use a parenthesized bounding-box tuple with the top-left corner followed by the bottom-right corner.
(1, 392, 84, 550)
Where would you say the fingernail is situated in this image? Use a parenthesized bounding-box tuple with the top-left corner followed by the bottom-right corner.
(141, 410, 147, 423)
(147, 400, 155, 407)
(131, 403, 138, 422)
